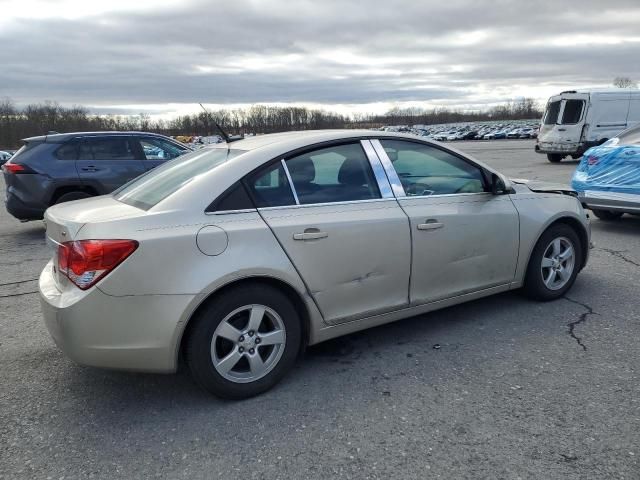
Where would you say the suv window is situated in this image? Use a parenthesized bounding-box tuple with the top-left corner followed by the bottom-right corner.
(55, 141, 79, 160)
(246, 161, 296, 208)
(544, 100, 561, 125)
(379, 140, 486, 196)
(284, 143, 380, 205)
(139, 137, 186, 160)
(561, 100, 585, 124)
(82, 137, 136, 160)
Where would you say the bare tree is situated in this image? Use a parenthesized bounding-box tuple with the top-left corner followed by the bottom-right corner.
(613, 77, 638, 89)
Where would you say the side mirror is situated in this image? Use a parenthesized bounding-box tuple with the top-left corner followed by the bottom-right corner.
(490, 173, 512, 195)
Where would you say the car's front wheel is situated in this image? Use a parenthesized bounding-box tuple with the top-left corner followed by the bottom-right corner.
(591, 209, 624, 221)
(523, 224, 582, 301)
(186, 284, 301, 399)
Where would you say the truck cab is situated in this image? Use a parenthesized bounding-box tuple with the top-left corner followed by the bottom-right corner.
(536, 89, 640, 163)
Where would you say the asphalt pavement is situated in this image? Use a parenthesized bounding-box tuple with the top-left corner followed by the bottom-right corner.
(1, 139, 639, 479)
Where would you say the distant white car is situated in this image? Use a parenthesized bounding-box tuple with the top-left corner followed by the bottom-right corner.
(40, 130, 591, 399)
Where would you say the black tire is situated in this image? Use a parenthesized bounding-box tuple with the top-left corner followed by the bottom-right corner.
(547, 154, 563, 163)
(54, 191, 93, 204)
(186, 283, 301, 399)
(591, 209, 623, 221)
(523, 224, 583, 301)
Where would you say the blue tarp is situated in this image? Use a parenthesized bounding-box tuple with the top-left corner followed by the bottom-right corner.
(571, 140, 640, 194)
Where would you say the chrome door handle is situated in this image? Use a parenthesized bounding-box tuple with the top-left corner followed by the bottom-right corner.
(417, 220, 443, 231)
(293, 230, 328, 241)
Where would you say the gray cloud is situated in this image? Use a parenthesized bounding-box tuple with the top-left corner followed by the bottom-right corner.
(1, 0, 639, 112)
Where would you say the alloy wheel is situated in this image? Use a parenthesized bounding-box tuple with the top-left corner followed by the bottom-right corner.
(210, 304, 286, 383)
(540, 237, 575, 290)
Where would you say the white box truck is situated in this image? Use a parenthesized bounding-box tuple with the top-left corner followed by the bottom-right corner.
(535, 89, 640, 162)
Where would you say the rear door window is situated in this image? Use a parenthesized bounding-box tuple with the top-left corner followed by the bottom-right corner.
(82, 137, 137, 160)
(246, 161, 296, 208)
(543, 101, 561, 125)
(561, 100, 585, 124)
(284, 143, 380, 205)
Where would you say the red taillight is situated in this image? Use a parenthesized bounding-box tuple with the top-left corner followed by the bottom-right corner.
(2, 162, 26, 174)
(57, 239, 138, 290)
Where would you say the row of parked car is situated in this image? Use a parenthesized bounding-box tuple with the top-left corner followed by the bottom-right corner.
(0, 149, 17, 165)
(381, 121, 540, 142)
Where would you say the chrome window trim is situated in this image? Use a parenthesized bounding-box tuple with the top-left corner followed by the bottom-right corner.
(370, 139, 406, 197)
(257, 197, 399, 212)
(397, 191, 491, 201)
(280, 158, 300, 205)
(206, 208, 257, 216)
(360, 139, 394, 199)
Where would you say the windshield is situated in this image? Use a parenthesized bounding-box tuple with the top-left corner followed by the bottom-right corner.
(543, 100, 561, 125)
(114, 146, 246, 210)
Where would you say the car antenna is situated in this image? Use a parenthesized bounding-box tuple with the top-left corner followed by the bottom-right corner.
(199, 103, 237, 143)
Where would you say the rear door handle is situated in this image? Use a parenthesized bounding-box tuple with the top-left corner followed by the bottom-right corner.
(81, 166, 100, 172)
(417, 220, 444, 231)
(293, 228, 328, 241)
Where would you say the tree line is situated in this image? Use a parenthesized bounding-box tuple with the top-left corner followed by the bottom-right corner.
(0, 97, 542, 148)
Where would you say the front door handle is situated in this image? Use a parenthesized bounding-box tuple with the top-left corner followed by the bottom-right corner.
(417, 220, 444, 231)
(81, 166, 100, 172)
(293, 228, 328, 241)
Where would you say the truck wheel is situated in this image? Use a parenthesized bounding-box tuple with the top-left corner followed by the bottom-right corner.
(547, 154, 563, 163)
(591, 209, 623, 221)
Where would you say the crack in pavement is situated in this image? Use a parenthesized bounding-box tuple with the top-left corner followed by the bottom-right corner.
(596, 247, 640, 268)
(563, 296, 597, 351)
(0, 290, 38, 298)
(0, 278, 38, 287)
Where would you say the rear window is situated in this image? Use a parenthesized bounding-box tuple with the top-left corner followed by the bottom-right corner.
(114, 146, 245, 210)
(561, 100, 585, 124)
(543, 100, 561, 125)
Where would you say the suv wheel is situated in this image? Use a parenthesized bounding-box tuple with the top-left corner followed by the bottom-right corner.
(591, 209, 623, 221)
(523, 224, 582, 301)
(186, 284, 301, 399)
(54, 191, 93, 204)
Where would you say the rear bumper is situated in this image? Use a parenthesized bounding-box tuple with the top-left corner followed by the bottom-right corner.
(39, 260, 196, 373)
(4, 187, 46, 220)
(578, 190, 640, 213)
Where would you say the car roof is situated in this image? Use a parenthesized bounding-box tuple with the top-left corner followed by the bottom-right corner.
(22, 131, 174, 143)
(226, 129, 431, 152)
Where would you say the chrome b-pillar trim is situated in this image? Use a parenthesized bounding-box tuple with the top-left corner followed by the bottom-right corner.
(360, 139, 394, 198)
(370, 139, 406, 197)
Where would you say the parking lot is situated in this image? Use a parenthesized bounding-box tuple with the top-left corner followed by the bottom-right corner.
(1, 139, 639, 479)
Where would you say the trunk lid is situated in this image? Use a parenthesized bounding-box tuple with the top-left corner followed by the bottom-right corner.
(44, 195, 145, 243)
(44, 195, 148, 290)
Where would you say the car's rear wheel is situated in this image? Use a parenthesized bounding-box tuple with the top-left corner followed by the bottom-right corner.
(523, 224, 582, 301)
(591, 209, 624, 221)
(547, 154, 563, 163)
(54, 191, 93, 204)
(186, 284, 301, 399)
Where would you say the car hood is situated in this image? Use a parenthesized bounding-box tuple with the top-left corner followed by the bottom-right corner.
(511, 178, 577, 196)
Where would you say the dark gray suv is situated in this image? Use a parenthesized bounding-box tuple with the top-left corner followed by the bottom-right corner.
(2, 131, 190, 220)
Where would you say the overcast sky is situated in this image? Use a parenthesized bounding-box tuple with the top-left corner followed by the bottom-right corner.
(1, 0, 639, 117)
